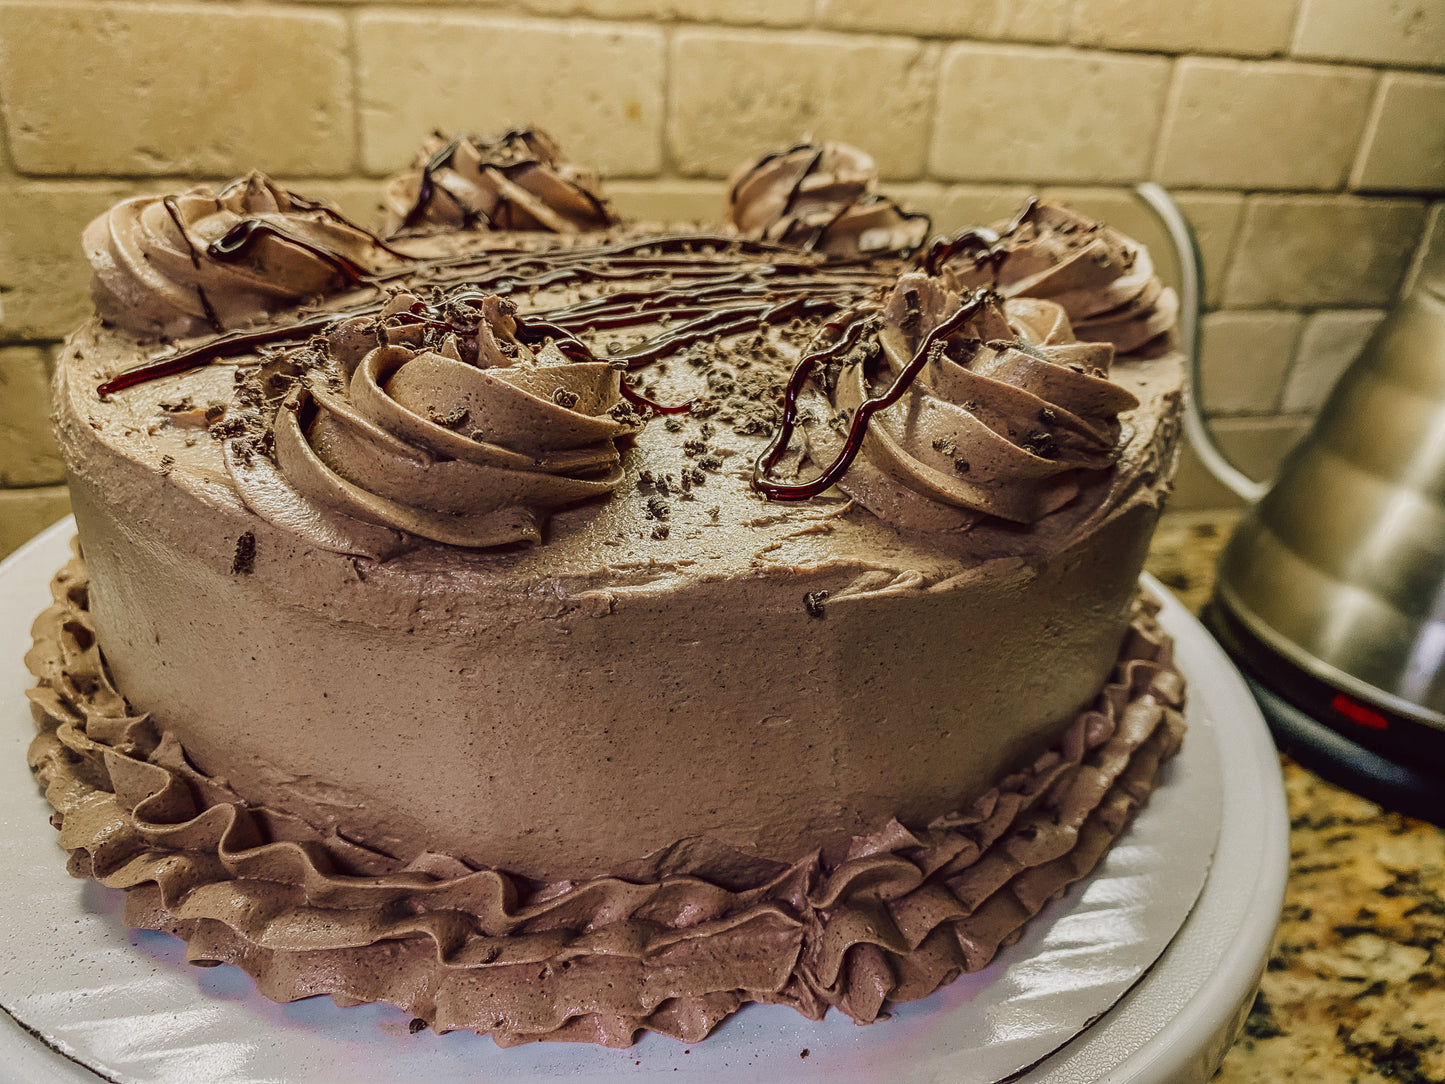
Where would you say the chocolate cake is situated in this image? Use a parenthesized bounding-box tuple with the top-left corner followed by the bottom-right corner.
(26, 131, 1187, 1047)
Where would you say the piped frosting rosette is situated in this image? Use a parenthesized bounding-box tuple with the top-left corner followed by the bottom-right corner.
(383, 128, 614, 236)
(946, 202, 1179, 354)
(727, 141, 929, 257)
(28, 553, 1185, 1047)
(225, 293, 640, 559)
(84, 173, 405, 340)
(796, 274, 1139, 532)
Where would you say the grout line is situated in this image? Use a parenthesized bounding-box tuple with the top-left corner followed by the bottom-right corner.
(1269, 306, 1311, 414)
(1401, 200, 1444, 297)
(1345, 71, 1389, 193)
(1145, 55, 1182, 182)
(1286, 0, 1310, 59)
(0, 78, 15, 177)
(658, 22, 676, 180)
(921, 36, 946, 184)
(344, 6, 366, 180)
(1210, 190, 1251, 311)
(908, 40, 941, 185)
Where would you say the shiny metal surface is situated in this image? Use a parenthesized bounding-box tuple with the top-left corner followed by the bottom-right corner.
(1216, 274, 1445, 730)
(1135, 183, 1268, 504)
(1139, 179, 1445, 734)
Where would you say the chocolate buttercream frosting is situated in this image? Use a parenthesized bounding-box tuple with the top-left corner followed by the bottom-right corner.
(383, 128, 614, 236)
(728, 142, 929, 257)
(223, 291, 640, 557)
(944, 201, 1179, 354)
(27, 553, 1185, 1048)
(759, 274, 1139, 532)
(84, 174, 407, 340)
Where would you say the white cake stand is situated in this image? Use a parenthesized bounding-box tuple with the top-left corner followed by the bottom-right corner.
(0, 520, 1287, 1084)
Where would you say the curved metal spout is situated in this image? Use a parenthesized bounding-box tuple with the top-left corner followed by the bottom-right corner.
(1135, 182, 1268, 504)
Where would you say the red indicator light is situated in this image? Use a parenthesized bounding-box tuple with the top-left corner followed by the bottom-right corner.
(1331, 693, 1389, 730)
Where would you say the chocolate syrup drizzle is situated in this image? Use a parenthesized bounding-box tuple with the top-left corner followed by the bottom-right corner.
(751, 292, 988, 500)
(97, 315, 338, 397)
(729, 142, 932, 256)
(96, 234, 890, 401)
(208, 220, 375, 285)
(921, 197, 1039, 278)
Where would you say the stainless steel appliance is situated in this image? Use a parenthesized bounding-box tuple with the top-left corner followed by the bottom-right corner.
(1139, 184, 1445, 822)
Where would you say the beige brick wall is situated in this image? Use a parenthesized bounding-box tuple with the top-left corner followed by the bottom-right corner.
(2, 0, 1444, 557)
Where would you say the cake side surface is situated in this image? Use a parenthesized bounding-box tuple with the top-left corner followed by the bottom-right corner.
(28, 551, 1185, 1046)
(58, 438, 1162, 878)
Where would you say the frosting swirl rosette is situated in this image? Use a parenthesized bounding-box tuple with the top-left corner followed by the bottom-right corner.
(727, 141, 929, 257)
(84, 173, 405, 340)
(383, 128, 614, 236)
(943, 201, 1178, 354)
(787, 274, 1139, 532)
(226, 293, 640, 558)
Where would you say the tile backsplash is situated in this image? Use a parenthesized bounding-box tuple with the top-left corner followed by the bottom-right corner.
(1, 0, 1442, 554)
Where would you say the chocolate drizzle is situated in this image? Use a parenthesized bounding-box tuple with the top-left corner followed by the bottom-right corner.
(753, 293, 989, 500)
(96, 315, 337, 398)
(728, 141, 930, 258)
(95, 234, 893, 409)
(208, 220, 375, 285)
(84, 173, 415, 340)
(162, 197, 202, 271)
(155, 196, 228, 334)
(922, 197, 1039, 279)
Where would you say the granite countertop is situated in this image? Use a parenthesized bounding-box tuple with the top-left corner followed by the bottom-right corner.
(1145, 510, 1445, 1084)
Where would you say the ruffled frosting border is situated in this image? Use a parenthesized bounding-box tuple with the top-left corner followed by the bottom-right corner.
(25, 550, 1186, 1049)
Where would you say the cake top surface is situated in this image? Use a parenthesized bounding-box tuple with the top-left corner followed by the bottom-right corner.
(64, 130, 1183, 599)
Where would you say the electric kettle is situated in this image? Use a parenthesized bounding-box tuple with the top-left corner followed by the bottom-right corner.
(1138, 184, 1445, 822)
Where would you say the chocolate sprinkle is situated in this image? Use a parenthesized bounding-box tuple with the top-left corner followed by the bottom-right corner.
(231, 531, 256, 575)
(1023, 431, 1059, 459)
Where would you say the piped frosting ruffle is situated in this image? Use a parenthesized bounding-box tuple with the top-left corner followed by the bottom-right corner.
(26, 551, 1185, 1048)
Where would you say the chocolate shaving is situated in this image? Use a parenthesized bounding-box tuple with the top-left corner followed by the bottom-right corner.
(231, 532, 256, 575)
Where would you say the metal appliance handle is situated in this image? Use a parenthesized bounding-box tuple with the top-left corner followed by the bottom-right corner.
(1134, 182, 1268, 504)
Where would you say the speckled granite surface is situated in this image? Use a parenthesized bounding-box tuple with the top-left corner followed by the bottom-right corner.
(1147, 510, 1445, 1084)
